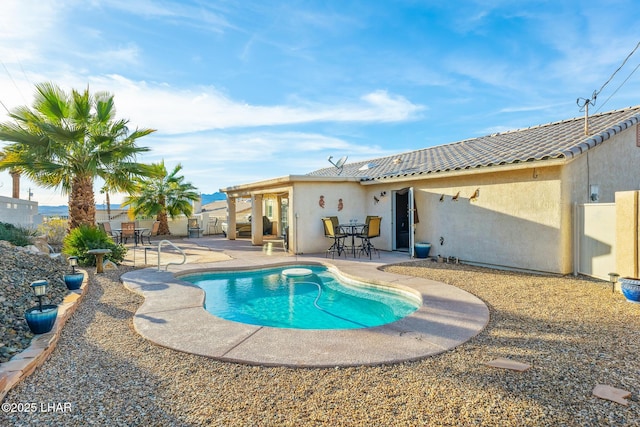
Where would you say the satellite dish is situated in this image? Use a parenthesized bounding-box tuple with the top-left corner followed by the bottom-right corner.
(327, 155, 348, 173)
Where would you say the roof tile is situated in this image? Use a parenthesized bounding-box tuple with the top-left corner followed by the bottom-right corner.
(308, 106, 640, 179)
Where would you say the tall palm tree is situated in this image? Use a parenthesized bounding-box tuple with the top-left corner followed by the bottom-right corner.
(121, 161, 200, 235)
(0, 82, 155, 229)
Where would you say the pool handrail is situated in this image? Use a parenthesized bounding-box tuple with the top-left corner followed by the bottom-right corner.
(154, 239, 187, 271)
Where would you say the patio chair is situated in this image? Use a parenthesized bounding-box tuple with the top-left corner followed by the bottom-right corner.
(207, 217, 221, 235)
(322, 217, 346, 259)
(98, 222, 118, 243)
(328, 216, 340, 231)
(140, 221, 160, 245)
(357, 216, 381, 259)
(120, 222, 136, 244)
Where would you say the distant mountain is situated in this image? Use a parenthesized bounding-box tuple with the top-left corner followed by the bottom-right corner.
(201, 192, 226, 205)
(38, 204, 124, 216)
(38, 194, 226, 216)
(38, 205, 69, 216)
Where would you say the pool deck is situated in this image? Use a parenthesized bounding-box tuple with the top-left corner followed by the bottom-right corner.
(120, 237, 489, 367)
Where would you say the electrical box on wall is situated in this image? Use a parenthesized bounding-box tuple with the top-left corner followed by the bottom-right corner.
(590, 185, 599, 202)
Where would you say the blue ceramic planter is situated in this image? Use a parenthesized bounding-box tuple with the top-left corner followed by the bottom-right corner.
(25, 305, 58, 334)
(620, 277, 640, 303)
(63, 272, 84, 290)
(414, 242, 432, 259)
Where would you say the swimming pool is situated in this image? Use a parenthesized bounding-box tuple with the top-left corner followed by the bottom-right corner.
(181, 265, 421, 329)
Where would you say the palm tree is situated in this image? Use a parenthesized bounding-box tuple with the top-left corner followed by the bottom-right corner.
(121, 161, 200, 235)
(0, 82, 155, 229)
(100, 154, 146, 220)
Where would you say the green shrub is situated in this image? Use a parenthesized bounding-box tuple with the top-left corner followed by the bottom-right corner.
(0, 222, 36, 247)
(37, 219, 68, 246)
(62, 225, 127, 265)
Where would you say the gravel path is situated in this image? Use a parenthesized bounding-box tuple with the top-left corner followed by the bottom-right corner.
(2, 260, 639, 426)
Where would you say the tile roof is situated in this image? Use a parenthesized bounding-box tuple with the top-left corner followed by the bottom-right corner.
(308, 106, 640, 181)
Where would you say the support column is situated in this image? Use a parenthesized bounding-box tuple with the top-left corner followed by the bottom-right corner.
(227, 197, 237, 240)
(273, 196, 282, 237)
(251, 194, 264, 245)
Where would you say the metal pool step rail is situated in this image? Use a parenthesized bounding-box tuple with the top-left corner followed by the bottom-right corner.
(144, 240, 187, 271)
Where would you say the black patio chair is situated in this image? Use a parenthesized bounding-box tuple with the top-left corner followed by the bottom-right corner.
(357, 216, 381, 259)
(322, 217, 346, 259)
(140, 221, 160, 245)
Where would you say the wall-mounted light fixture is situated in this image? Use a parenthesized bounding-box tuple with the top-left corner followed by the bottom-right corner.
(470, 188, 480, 202)
(439, 194, 445, 202)
(452, 192, 460, 201)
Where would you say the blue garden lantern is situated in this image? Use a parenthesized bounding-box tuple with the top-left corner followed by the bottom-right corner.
(25, 280, 58, 334)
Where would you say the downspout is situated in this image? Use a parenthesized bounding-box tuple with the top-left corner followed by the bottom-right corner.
(573, 202, 579, 276)
(635, 191, 639, 278)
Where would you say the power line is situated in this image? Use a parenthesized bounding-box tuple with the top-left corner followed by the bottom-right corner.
(596, 41, 640, 96)
(577, 40, 640, 111)
(594, 61, 640, 114)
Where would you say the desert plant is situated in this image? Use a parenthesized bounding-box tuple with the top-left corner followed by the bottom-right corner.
(62, 225, 127, 265)
(0, 222, 36, 246)
(37, 218, 68, 247)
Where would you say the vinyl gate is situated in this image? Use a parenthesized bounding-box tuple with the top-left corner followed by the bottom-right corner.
(574, 203, 616, 280)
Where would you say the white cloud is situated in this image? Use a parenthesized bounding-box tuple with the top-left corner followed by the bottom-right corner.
(59, 75, 425, 133)
(0, 0, 60, 63)
(138, 130, 398, 193)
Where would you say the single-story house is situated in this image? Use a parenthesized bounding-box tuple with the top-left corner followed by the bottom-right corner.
(221, 106, 640, 275)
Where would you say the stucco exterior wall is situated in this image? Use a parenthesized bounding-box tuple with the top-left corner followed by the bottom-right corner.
(563, 123, 640, 204)
(288, 167, 567, 272)
(291, 182, 366, 254)
(382, 167, 566, 272)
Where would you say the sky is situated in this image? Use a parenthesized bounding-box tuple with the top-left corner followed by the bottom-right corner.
(2, 0, 640, 206)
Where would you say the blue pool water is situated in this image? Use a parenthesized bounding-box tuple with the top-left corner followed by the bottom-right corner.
(181, 265, 420, 329)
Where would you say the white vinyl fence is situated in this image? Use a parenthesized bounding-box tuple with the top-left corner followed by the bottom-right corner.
(574, 203, 616, 280)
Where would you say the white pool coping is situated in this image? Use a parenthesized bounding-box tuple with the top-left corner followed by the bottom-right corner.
(121, 250, 489, 367)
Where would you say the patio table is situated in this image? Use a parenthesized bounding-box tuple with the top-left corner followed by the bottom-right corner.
(113, 228, 148, 247)
(339, 223, 365, 257)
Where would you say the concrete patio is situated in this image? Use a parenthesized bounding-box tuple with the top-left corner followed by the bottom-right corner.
(120, 236, 489, 367)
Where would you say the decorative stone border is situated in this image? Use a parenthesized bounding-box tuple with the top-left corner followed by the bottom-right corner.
(0, 270, 89, 402)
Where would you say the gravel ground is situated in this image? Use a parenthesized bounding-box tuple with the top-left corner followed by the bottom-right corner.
(0, 241, 70, 364)
(2, 260, 639, 426)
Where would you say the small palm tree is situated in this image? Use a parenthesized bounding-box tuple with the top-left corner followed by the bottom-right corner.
(122, 161, 200, 235)
(0, 82, 155, 229)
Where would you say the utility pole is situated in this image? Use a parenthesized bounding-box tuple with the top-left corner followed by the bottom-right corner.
(577, 92, 596, 136)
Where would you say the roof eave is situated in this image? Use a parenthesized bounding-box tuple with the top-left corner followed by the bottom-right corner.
(220, 174, 361, 197)
(359, 158, 568, 185)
